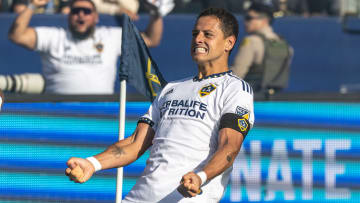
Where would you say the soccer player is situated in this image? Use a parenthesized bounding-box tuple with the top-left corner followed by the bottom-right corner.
(66, 7, 254, 202)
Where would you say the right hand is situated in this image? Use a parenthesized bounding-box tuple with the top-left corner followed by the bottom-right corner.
(65, 157, 95, 183)
(31, 0, 50, 8)
(177, 172, 202, 198)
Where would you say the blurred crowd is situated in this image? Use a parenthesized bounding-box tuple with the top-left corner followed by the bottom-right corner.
(0, 0, 359, 95)
(0, 0, 355, 17)
(173, 0, 348, 17)
(0, 0, 171, 16)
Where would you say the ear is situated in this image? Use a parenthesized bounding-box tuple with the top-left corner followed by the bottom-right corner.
(225, 35, 236, 52)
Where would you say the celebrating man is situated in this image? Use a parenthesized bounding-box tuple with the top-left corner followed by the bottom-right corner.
(66, 7, 254, 202)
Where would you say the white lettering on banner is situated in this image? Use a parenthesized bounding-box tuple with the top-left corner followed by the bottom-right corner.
(231, 141, 261, 201)
(325, 139, 351, 199)
(293, 139, 322, 200)
(265, 140, 295, 201)
(230, 139, 351, 201)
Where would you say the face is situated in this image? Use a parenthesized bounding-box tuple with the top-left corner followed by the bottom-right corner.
(191, 16, 234, 66)
(244, 10, 268, 33)
(68, 1, 98, 38)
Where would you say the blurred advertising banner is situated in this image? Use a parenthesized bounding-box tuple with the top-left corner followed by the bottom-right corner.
(224, 102, 360, 203)
(0, 100, 359, 202)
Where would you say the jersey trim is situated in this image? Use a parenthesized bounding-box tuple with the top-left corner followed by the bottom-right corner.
(219, 113, 250, 138)
(138, 117, 155, 127)
(241, 80, 253, 95)
(193, 70, 232, 82)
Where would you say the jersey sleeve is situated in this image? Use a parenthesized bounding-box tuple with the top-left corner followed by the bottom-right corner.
(139, 94, 161, 131)
(35, 27, 61, 53)
(221, 79, 255, 129)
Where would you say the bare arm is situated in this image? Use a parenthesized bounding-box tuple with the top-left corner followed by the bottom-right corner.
(203, 128, 244, 179)
(8, 0, 49, 50)
(141, 14, 163, 48)
(66, 123, 155, 183)
(179, 128, 244, 197)
(94, 123, 155, 169)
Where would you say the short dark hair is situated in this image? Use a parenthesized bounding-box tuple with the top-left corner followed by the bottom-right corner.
(69, 0, 97, 11)
(197, 8, 239, 43)
(248, 2, 274, 23)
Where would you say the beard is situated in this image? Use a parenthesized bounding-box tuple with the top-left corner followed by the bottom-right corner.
(69, 24, 95, 40)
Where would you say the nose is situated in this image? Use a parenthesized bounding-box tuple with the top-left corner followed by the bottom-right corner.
(193, 32, 204, 44)
(78, 10, 85, 17)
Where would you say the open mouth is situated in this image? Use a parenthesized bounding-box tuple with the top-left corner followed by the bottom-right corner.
(193, 47, 208, 54)
(77, 20, 85, 25)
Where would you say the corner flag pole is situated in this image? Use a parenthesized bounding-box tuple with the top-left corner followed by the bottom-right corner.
(116, 79, 127, 203)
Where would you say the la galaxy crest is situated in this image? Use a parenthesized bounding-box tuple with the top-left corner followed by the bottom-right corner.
(94, 42, 104, 53)
(238, 118, 249, 133)
(199, 83, 216, 97)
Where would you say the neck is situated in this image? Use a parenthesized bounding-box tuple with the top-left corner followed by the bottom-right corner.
(69, 25, 95, 40)
(197, 60, 229, 79)
(255, 25, 271, 33)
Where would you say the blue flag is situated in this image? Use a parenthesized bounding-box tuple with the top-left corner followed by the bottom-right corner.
(119, 15, 167, 101)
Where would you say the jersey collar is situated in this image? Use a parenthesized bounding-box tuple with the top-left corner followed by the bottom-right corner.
(193, 70, 232, 82)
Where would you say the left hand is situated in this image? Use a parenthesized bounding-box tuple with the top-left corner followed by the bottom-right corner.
(177, 172, 202, 198)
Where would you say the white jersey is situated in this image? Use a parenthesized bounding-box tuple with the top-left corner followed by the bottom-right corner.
(35, 26, 122, 94)
(123, 71, 254, 203)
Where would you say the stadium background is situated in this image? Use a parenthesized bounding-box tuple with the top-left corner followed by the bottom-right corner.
(1, 13, 360, 203)
(0, 96, 359, 202)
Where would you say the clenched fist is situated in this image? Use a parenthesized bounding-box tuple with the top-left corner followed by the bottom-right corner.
(177, 172, 202, 198)
(65, 157, 95, 183)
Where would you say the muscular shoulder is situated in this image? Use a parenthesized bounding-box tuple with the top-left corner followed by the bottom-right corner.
(223, 73, 254, 95)
(34, 27, 67, 49)
(35, 26, 66, 36)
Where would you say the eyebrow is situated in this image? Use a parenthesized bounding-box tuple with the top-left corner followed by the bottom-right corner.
(192, 29, 215, 33)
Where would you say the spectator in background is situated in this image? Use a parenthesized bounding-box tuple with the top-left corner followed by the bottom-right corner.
(231, 2, 293, 95)
(7, 0, 171, 94)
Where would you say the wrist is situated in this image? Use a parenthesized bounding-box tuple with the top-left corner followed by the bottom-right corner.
(86, 156, 102, 172)
(196, 171, 207, 186)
